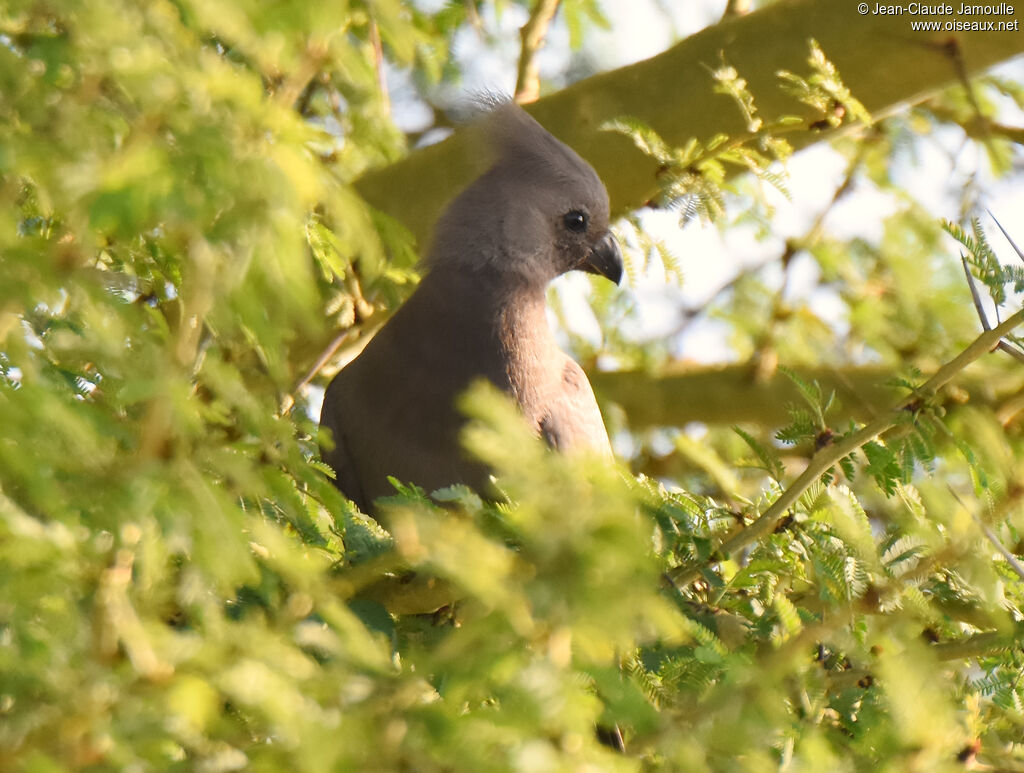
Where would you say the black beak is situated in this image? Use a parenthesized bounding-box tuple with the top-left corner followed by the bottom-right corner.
(579, 232, 624, 285)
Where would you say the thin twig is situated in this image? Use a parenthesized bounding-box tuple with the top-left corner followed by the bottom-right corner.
(668, 309, 1024, 588)
(930, 622, 1024, 661)
(280, 312, 387, 416)
(721, 0, 752, 19)
(276, 41, 328, 109)
(940, 38, 992, 144)
(948, 486, 1024, 582)
(926, 105, 1024, 145)
(280, 330, 354, 416)
(368, 18, 391, 116)
(827, 621, 1024, 689)
(960, 220, 1024, 363)
(514, 0, 562, 104)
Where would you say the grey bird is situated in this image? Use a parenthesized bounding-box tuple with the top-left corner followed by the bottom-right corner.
(320, 103, 623, 513)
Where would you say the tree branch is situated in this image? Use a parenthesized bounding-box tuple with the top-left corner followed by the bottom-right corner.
(930, 621, 1024, 661)
(354, 0, 1024, 247)
(589, 362, 1024, 429)
(514, 0, 562, 104)
(668, 308, 1024, 588)
(927, 104, 1024, 145)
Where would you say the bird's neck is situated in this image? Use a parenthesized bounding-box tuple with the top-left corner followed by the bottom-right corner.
(419, 265, 559, 385)
(422, 265, 551, 330)
(412, 266, 562, 414)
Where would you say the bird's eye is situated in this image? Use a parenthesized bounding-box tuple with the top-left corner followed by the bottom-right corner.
(563, 210, 588, 233)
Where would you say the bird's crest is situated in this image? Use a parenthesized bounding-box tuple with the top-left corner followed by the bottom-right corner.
(424, 97, 610, 281)
(474, 100, 596, 186)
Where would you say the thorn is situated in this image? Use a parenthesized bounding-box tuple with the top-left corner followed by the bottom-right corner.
(960, 253, 991, 332)
(987, 210, 1024, 264)
(996, 340, 1024, 365)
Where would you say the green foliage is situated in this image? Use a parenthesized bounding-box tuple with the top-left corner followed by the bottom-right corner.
(944, 216, 1024, 307)
(601, 113, 793, 227)
(562, 0, 611, 50)
(773, 366, 835, 449)
(602, 41, 872, 228)
(777, 39, 872, 129)
(3, 2, 1024, 772)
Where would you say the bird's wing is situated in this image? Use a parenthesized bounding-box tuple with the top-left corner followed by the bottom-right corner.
(319, 383, 370, 513)
(539, 358, 613, 457)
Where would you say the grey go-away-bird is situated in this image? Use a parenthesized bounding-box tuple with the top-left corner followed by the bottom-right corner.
(320, 103, 623, 513)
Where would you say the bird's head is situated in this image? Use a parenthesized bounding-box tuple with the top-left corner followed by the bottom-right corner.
(427, 103, 623, 290)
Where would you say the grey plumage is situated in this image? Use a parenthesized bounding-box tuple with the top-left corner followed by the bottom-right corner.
(320, 103, 623, 513)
